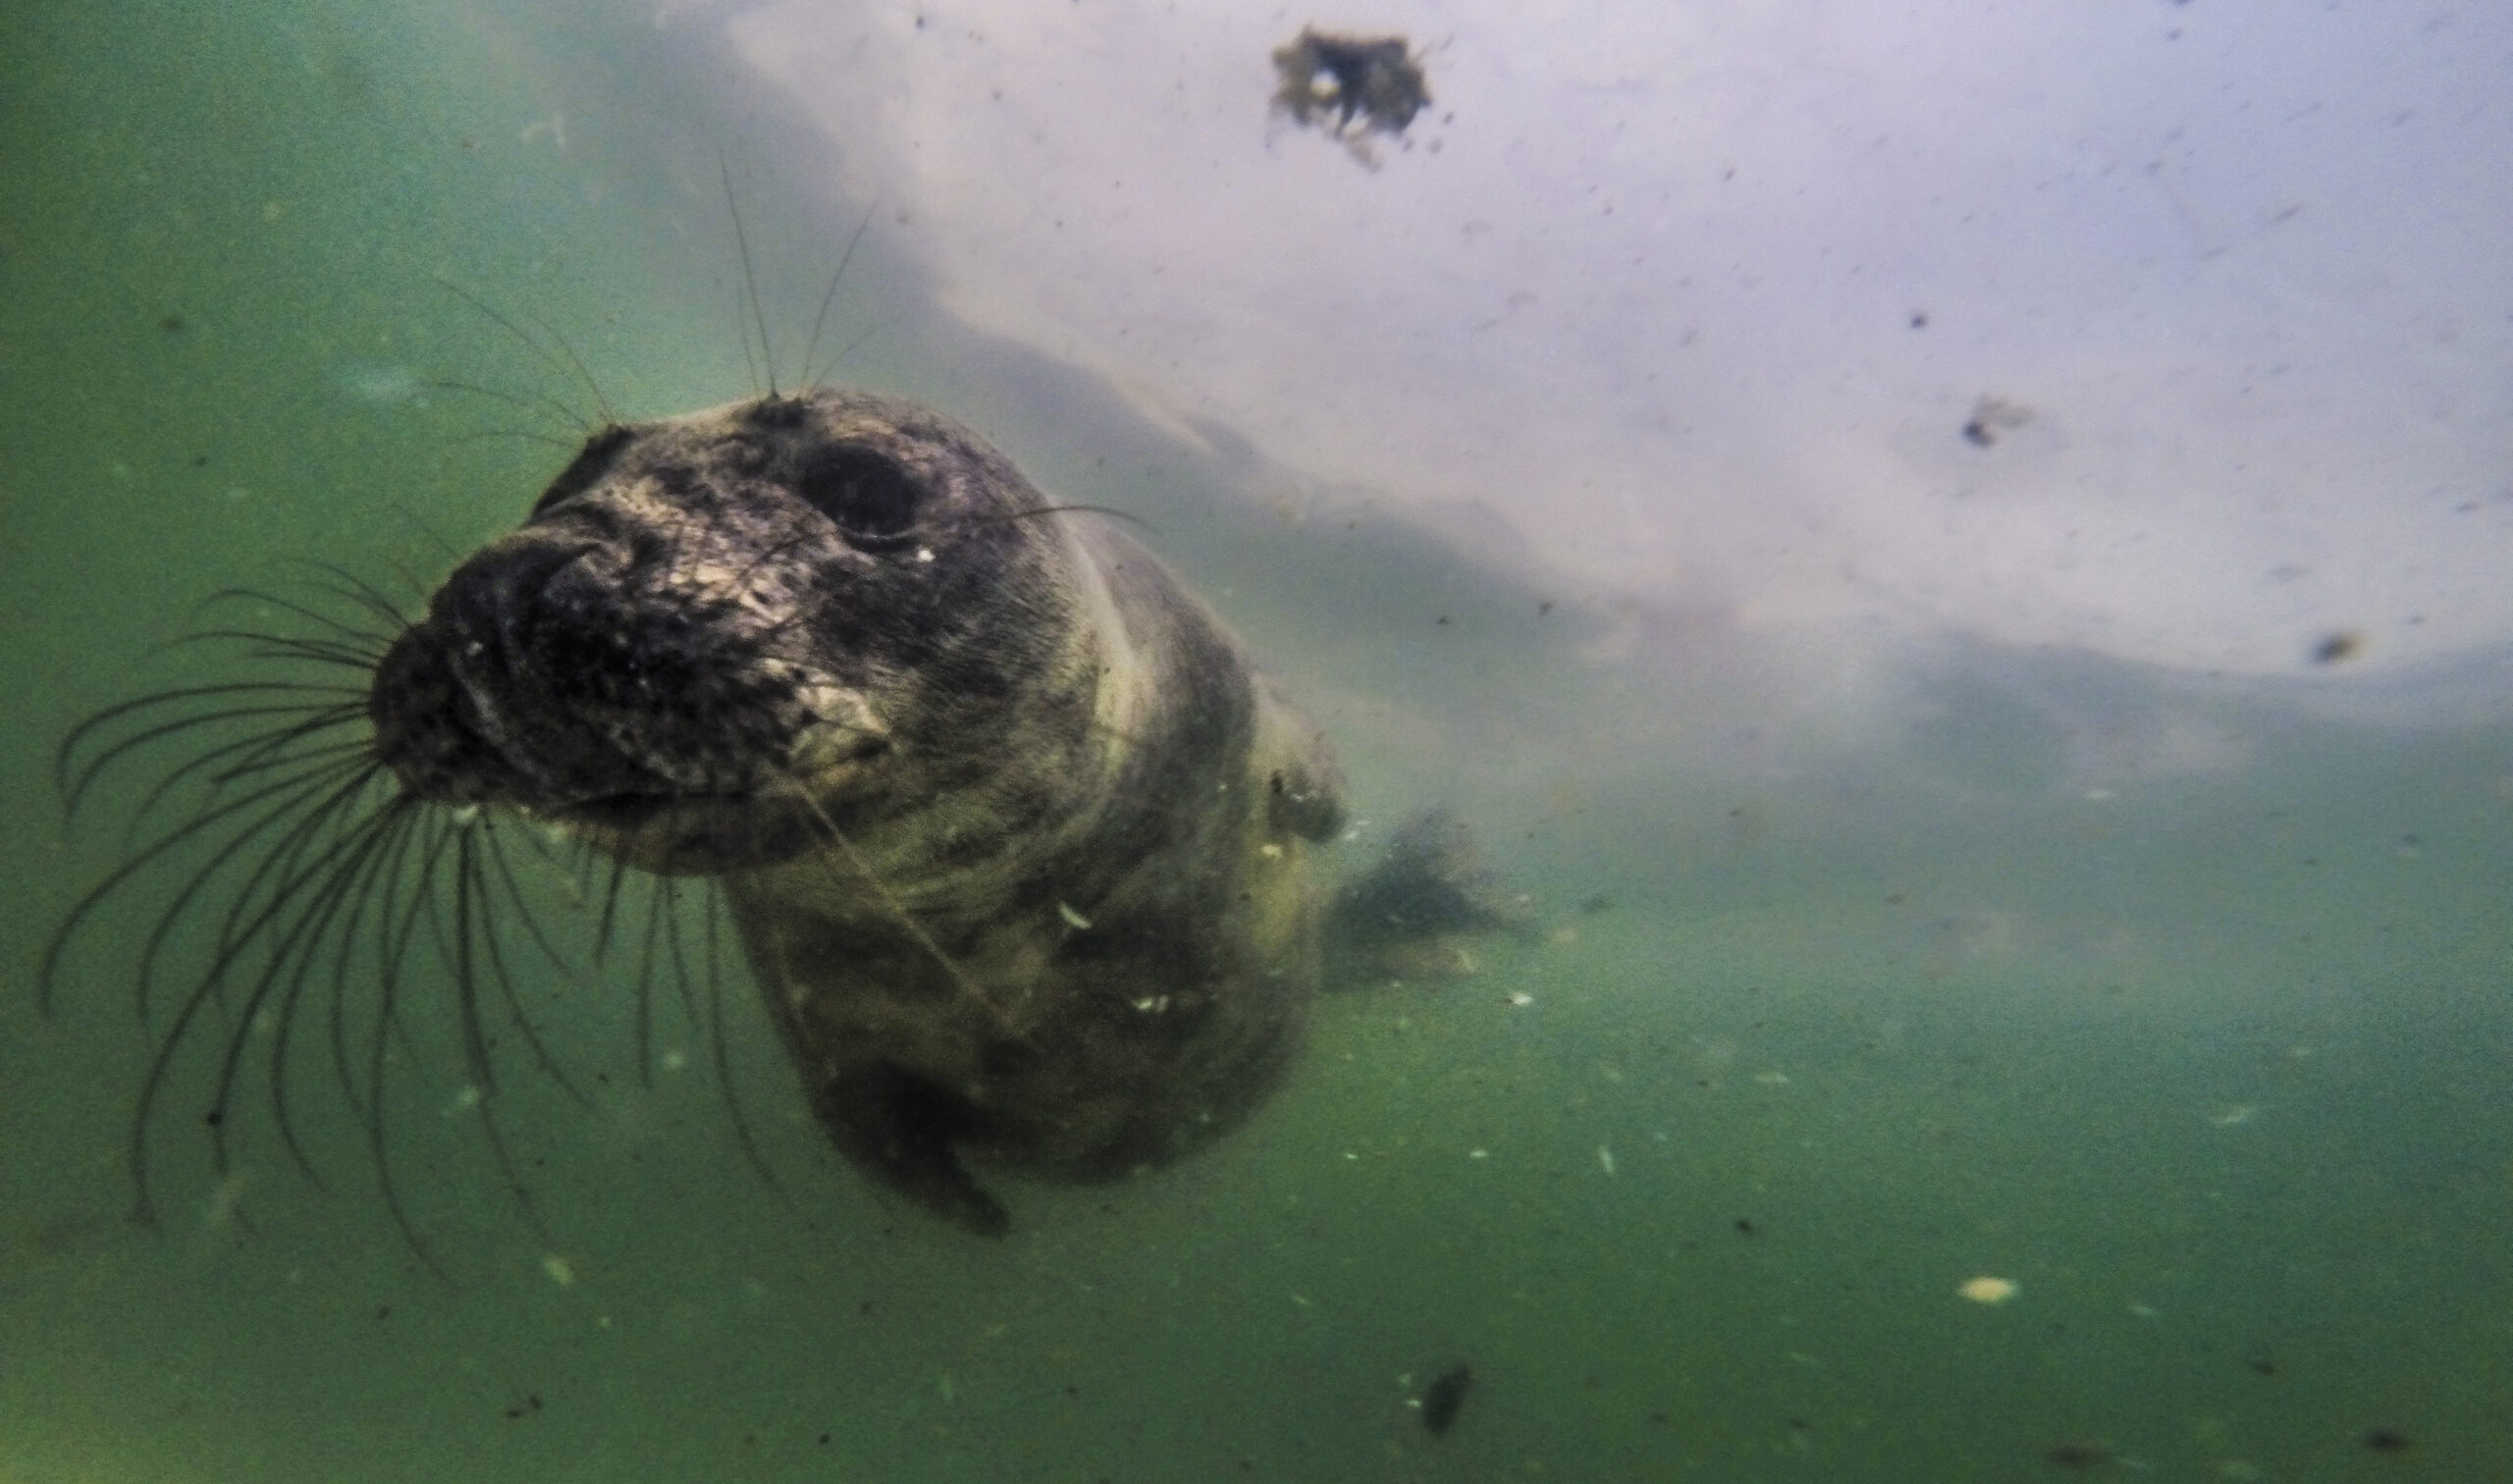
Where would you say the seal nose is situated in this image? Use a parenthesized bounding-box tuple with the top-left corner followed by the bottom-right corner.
(441, 539, 602, 685)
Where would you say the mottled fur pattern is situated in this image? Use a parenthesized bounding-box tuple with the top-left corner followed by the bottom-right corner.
(370, 388, 1346, 1232)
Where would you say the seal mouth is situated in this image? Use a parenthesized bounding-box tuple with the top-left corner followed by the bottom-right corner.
(548, 728, 896, 873)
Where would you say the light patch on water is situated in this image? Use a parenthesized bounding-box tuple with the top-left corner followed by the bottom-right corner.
(332, 361, 421, 404)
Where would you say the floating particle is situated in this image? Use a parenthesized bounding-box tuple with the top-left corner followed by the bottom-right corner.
(2310, 630, 2366, 664)
(1961, 396, 2034, 448)
(1418, 1362, 1474, 1436)
(1270, 28, 1431, 166)
(1957, 1276, 2019, 1303)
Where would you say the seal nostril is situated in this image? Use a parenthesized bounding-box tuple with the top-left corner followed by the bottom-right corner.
(444, 541, 602, 665)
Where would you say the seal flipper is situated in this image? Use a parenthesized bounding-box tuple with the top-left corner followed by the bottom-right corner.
(1324, 809, 1537, 985)
(812, 1062, 1012, 1236)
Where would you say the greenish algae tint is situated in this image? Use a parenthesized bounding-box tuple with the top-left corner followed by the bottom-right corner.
(4, 2, 2509, 1481)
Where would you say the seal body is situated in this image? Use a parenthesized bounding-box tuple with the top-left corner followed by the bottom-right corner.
(369, 388, 1346, 1232)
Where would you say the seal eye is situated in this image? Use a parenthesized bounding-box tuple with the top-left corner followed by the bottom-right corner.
(799, 448, 924, 551)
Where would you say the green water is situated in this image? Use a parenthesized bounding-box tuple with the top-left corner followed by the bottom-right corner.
(6, 2, 2510, 1480)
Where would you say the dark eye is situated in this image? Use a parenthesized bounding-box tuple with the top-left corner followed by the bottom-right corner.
(531, 424, 635, 516)
(798, 448, 923, 550)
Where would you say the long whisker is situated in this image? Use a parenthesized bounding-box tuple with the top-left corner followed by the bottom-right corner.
(721, 151, 779, 398)
(702, 882, 789, 1201)
(434, 278, 604, 432)
(57, 681, 355, 805)
(426, 377, 598, 442)
(800, 203, 878, 394)
(777, 779, 1010, 1031)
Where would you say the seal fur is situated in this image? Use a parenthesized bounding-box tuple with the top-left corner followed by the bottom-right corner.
(367, 387, 1347, 1233)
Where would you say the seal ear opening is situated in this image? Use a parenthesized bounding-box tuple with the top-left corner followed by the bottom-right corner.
(799, 448, 923, 551)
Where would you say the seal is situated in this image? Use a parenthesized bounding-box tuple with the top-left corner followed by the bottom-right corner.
(48, 381, 1526, 1247)
(365, 386, 1350, 1233)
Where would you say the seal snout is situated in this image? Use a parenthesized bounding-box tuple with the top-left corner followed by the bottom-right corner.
(371, 528, 810, 818)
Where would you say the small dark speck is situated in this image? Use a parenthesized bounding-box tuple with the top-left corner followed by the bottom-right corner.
(1435, 613, 1451, 625)
(1734, 1217, 1759, 1236)
(819, 1433, 831, 1446)
(160, 314, 188, 334)
(190, 453, 210, 468)
(1577, 893, 1613, 915)
(2310, 630, 2365, 664)
(375, 1306, 391, 1321)
(1537, 598, 1555, 615)
(203, 1108, 224, 1128)
(2362, 1428, 2412, 1454)
(1909, 311, 1929, 329)
(2247, 1356, 2276, 1376)
(1787, 1417, 1811, 1432)
(1648, 1411, 1669, 1425)
(858, 1299, 876, 1316)
(2045, 1442, 2112, 1469)
(1962, 395, 2032, 448)
(1420, 1362, 1474, 1436)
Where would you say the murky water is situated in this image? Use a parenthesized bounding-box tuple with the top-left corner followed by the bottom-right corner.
(6, 3, 2509, 1481)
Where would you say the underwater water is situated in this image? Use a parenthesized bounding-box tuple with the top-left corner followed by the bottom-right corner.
(5, 2, 2510, 1481)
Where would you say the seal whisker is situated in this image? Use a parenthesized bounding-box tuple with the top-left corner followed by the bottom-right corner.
(811, 317, 890, 392)
(591, 850, 635, 972)
(476, 818, 593, 991)
(275, 558, 415, 635)
(726, 516, 822, 600)
(325, 800, 425, 1128)
(630, 859, 673, 1089)
(720, 151, 781, 398)
(453, 821, 559, 1246)
(190, 766, 394, 1028)
(425, 377, 598, 443)
(352, 806, 460, 1281)
(433, 278, 609, 431)
(465, 818, 593, 1111)
(126, 761, 393, 1225)
(64, 696, 358, 828)
(775, 775, 1013, 1033)
(40, 758, 354, 1024)
(698, 882, 791, 1203)
(940, 504, 1159, 540)
(192, 634, 386, 675)
(264, 797, 416, 1185)
(198, 585, 401, 653)
(56, 681, 358, 810)
(449, 427, 583, 454)
(209, 783, 407, 1188)
(129, 723, 369, 850)
(798, 203, 878, 395)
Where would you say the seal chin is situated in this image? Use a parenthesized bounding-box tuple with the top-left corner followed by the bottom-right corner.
(550, 727, 893, 874)
(556, 789, 813, 874)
